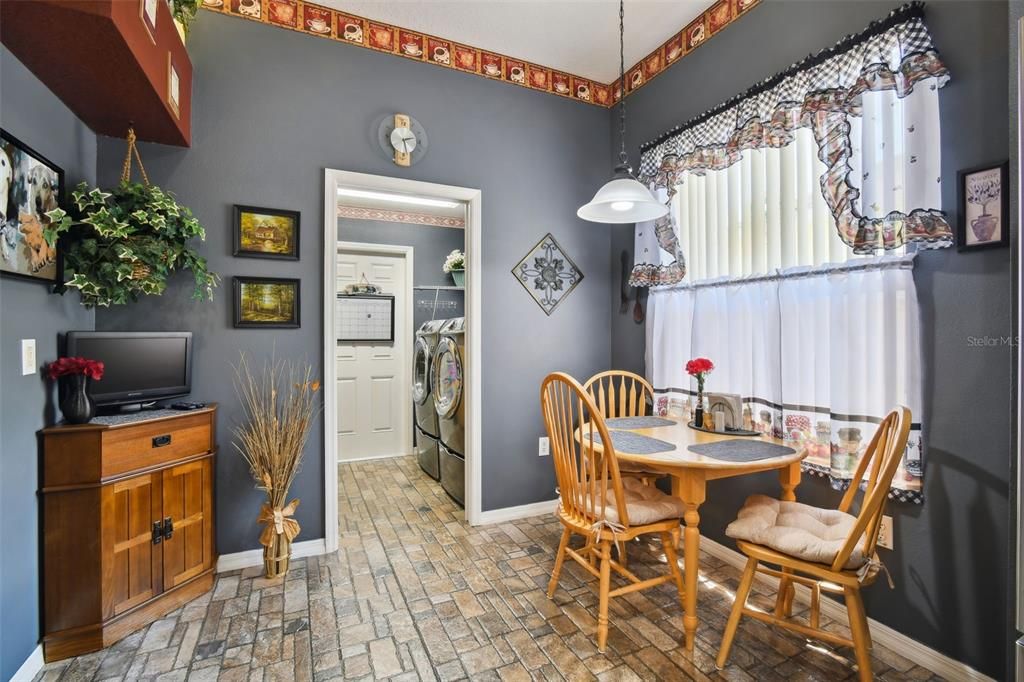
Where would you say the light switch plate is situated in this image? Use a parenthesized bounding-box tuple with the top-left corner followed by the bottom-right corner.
(538, 437, 550, 457)
(21, 339, 36, 375)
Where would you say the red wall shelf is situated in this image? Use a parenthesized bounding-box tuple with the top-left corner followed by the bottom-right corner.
(1, 0, 193, 147)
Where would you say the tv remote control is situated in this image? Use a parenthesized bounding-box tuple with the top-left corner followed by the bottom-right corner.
(170, 401, 207, 410)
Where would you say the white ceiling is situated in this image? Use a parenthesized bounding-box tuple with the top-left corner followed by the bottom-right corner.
(317, 0, 711, 83)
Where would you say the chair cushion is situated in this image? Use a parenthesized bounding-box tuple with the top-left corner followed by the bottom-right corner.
(725, 495, 867, 569)
(602, 478, 686, 526)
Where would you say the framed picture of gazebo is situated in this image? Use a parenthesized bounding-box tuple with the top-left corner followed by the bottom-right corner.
(233, 204, 300, 260)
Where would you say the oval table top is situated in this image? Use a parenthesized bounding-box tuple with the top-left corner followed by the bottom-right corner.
(578, 418, 807, 472)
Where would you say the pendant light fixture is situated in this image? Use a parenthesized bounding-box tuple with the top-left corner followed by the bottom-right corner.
(577, 0, 668, 224)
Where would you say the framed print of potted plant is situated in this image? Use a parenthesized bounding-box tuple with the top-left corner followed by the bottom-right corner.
(0, 130, 64, 286)
(233, 276, 301, 328)
(233, 205, 300, 260)
(957, 161, 1009, 251)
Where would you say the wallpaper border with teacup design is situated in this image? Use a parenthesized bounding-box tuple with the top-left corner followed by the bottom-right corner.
(199, 0, 759, 108)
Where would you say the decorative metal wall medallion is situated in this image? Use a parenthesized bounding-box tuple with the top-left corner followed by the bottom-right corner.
(511, 233, 583, 315)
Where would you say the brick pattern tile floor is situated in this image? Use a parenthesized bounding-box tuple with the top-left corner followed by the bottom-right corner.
(35, 455, 944, 681)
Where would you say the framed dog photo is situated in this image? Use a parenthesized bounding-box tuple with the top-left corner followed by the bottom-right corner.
(957, 161, 1009, 251)
(233, 205, 300, 260)
(233, 276, 301, 328)
(0, 130, 64, 285)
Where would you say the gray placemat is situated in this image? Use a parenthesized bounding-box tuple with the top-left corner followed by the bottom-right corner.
(605, 416, 677, 429)
(584, 430, 677, 454)
(687, 439, 795, 462)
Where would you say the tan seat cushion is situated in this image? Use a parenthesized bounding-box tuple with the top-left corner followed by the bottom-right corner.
(725, 495, 867, 569)
(573, 478, 686, 527)
(618, 460, 665, 477)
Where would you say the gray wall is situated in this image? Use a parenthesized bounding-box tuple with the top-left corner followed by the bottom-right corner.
(611, 2, 1012, 677)
(337, 218, 464, 288)
(0, 49, 97, 682)
(93, 10, 612, 554)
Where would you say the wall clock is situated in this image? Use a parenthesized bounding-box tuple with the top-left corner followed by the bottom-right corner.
(377, 113, 428, 167)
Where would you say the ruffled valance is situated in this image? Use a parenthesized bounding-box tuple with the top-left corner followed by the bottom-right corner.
(630, 2, 951, 287)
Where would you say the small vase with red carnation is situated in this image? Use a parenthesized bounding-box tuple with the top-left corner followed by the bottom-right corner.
(48, 357, 105, 424)
(685, 357, 715, 428)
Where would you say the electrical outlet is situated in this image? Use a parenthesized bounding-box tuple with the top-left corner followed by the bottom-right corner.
(21, 339, 36, 375)
(538, 436, 550, 457)
(877, 515, 894, 550)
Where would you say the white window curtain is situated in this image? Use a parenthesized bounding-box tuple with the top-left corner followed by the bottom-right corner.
(646, 256, 924, 502)
(674, 129, 857, 282)
(629, 2, 951, 288)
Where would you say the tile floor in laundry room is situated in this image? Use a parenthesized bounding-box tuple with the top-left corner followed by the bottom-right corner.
(35, 456, 945, 681)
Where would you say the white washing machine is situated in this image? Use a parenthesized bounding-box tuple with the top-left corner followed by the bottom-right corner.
(413, 319, 446, 480)
(433, 317, 466, 505)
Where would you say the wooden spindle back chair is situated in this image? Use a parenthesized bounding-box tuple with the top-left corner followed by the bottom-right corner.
(716, 406, 911, 681)
(540, 372, 686, 652)
(583, 370, 655, 419)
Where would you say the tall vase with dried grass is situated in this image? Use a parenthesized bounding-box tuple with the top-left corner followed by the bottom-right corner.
(233, 353, 321, 578)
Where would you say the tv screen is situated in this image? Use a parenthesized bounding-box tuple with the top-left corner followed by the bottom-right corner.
(65, 331, 192, 406)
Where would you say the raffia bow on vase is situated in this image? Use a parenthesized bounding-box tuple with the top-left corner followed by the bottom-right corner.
(257, 498, 301, 578)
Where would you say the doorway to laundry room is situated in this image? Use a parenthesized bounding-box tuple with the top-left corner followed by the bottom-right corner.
(323, 170, 481, 546)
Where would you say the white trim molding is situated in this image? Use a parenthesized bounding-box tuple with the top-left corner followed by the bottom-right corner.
(9, 644, 43, 682)
(216, 538, 327, 573)
(324, 169, 484, 554)
(477, 499, 558, 526)
(699, 537, 995, 682)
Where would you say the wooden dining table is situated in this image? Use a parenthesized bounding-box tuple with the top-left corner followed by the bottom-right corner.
(583, 417, 807, 652)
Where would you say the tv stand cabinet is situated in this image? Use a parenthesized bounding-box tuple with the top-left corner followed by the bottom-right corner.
(39, 406, 218, 662)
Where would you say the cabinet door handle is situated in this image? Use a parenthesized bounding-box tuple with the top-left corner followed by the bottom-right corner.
(152, 434, 172, 448)
(162, 516, 174, 541)
(152, 520, 163, 545)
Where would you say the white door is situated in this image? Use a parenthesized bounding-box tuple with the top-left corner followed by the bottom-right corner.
(336, 249, 410, 460)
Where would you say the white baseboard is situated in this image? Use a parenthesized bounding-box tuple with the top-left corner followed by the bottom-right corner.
(475, 498, 557, 526)
(700, 537, 994, 682)
(216, 538, 327, 573)
(338, 452, 410, 464)
(10, 644, 43, 682)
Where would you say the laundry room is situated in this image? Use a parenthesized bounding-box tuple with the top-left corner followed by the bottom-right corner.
(334, 184, 469, 509)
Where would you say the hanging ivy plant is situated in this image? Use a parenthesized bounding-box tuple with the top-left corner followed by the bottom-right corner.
(45, 181, 219, 308)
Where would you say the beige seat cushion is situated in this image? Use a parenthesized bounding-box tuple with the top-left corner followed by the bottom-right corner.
(725, 495, 867, 569)
(573, 478, 686, 526)
(618, 460, 665, 477)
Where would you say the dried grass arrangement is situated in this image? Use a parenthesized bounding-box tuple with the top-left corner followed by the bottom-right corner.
(233, 352, 321, 578)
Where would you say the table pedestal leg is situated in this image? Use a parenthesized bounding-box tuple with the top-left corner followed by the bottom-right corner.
(779, 461, 801, 502)
(673, 473, 706, 652)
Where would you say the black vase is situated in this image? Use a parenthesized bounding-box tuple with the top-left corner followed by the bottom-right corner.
(61, 374, 97, 424)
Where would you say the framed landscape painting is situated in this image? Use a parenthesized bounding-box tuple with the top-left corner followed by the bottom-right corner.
(233, 276, 301, 328)
(233, 205, 300, 260)
(0, 130, 64, 285)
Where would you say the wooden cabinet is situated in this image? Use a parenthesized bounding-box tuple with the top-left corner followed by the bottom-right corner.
(1, 0, 193, 146)
(40, 407, 217, 662)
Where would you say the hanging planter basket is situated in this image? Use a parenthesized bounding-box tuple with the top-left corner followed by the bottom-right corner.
(43, 128, 218, 307)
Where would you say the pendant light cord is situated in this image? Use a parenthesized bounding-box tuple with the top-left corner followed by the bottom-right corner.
(617, 0, 629, 172)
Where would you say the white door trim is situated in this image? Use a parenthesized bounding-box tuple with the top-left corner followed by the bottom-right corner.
(324, 169, 483, 555)
(335, 241, 414, 462)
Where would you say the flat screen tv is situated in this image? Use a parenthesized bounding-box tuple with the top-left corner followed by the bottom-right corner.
(65, 331, 193, 407)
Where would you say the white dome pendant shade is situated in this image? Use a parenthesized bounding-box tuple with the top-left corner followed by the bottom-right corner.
(577, 165, 669, 223)
(577, 0, 669, 225)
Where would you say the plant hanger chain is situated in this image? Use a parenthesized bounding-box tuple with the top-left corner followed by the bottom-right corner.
(120, 127, 151, 186)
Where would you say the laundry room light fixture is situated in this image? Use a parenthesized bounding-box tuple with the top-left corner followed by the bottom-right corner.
(337, 187, 461, 209)
(577, 0, 668, 224)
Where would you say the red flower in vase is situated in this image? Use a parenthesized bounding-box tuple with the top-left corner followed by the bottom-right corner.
(47, 356, 105, 381)
(685, 357, 715, 378)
